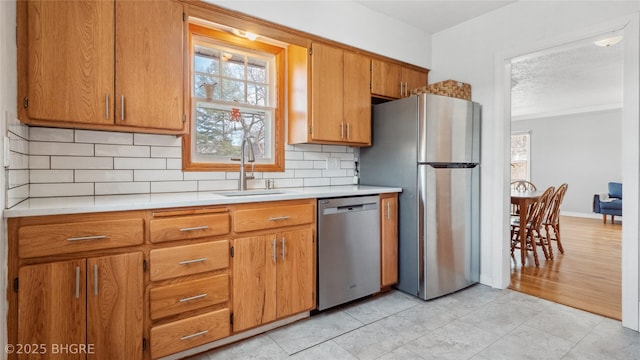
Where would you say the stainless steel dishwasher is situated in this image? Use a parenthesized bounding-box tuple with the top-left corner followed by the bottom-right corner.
(317, 195, 380, 311)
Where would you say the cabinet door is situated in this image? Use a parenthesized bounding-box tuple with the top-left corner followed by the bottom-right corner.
(87, 252, 144, 360)
(232, 235, 277, 332)
(343, 51, 371, 145)
(276, 228, 315, 318)
(115, 0, 184, 131)
(380, 194, 399, 286)
(26, 0, 114, 125)
(402, 67, 428, 96)
(310, 43, 344, 142)
(18, 259, 87, 360)
(371, 59, 402, 98)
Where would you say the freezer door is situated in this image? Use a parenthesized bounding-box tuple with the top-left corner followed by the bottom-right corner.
(418, 94, 480, 164)
(418, 164, 479, 300)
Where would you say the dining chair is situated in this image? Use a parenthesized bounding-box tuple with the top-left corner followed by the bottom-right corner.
(511, 186, 555, 266)
(510, 180, 538, 216)
(542, 183, 569, 259)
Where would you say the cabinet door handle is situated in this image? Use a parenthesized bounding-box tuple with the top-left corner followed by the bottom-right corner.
(281, 237, 286, 260)
(268, 216, 290, 221)
(180, 330, 208, 341)
(179, 257, 208, 265)
(105, 94, 109, 120)
(120, 95, 125, 121)
(347, 123, 351, 140)
(272, 238, 277, 262)
(179, 293, 208, 303)
(75, 266, 81, 299)
(179, 225, 209, 232)
(340, 122, 344, 139)
(386, 201, 391, 220)
(67, 235, 107, 242)
(93, 264, 99, 296)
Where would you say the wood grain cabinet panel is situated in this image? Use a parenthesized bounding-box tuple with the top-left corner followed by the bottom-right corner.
(150, 274, 229, 320)
(150, 309, 230, 359)
(233, 204, 314, 233)
(380, 193, 399, 286)
(371, 59, 428, 99)
(18, 253, 144, 360)
(18, 218, 144, 258)
(149, 241, 229, 281)
(149, 213, 230, 243)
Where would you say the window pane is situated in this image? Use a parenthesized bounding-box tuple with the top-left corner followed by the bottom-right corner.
(511, 133, 530, 181)
(222, 53, 245, 79)
(247, 84, 267, 106)
(195, 104, 266, 159)
(194, 46, 220, 75)
(194, 75, 218, 98)
(221, 79, 245, 102)
(248, 58, 267, 83)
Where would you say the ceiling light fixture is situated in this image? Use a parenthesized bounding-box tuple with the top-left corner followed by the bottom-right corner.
(594, 35, 623, 47)
(232, 28, 258, 41)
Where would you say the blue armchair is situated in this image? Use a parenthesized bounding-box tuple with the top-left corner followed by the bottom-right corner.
(593, 182, 622, 224)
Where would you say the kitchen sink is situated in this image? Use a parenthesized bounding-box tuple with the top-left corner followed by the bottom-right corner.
(212, 189, 289, 197)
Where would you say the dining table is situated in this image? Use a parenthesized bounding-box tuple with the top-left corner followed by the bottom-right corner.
(511, 190, 543, 266)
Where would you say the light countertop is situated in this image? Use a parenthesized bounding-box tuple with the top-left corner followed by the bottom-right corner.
(4, 185, 402, 218)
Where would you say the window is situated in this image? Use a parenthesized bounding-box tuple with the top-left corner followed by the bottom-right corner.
(511, 131, 531, 181)
(183, 24, 285, 171)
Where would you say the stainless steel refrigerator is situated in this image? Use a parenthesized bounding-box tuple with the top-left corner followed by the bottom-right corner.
(360, 93, 480, 300)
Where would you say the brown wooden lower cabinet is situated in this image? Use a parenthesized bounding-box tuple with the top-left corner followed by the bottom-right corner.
(18, 252, 144, 360)
(232, 228, 315, 332)
(380, 193, 399, 287)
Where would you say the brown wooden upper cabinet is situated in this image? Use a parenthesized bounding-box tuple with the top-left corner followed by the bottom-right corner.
(20, 0, 185, 134)
(371, 59, 428, 99)
(288, 43, 371, 146)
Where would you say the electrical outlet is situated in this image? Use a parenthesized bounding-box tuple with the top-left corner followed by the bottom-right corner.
(327, 158, 340, 170)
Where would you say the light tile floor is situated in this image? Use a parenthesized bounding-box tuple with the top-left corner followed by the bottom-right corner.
(190, 285, 640, 360)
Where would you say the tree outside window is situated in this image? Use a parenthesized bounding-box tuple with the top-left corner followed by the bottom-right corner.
(511, 132, 530, 181)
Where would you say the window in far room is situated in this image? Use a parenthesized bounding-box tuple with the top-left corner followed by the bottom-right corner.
(511, 131, 531, 181)
(183, 22, 285, 172)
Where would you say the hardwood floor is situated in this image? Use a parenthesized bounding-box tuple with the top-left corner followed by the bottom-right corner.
(509, 215, 622, 320)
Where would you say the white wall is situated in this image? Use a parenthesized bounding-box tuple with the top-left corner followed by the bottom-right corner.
(0, 0, 16, 356)
(431, 1, 640, 330)
(207, 0, 431, 68)
(511, 109, 622, 216)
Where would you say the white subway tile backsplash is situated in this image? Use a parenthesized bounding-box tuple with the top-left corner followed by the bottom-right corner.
(30, 183, 94, 197)
(7, 184, 29, 208)
(313, 161, 327, 169)
(75, 130, 133, 145)
(8, 170, 29, 188)
(134, 170, 184, 182)
(183, 171, 227, 181)
(331, 176, 355, 186)
(95, 144, 150, 157)
(303, 152, 330, 160)
(9, 133, 29, 154)
(7, 112, 29, 140)
(10, 152, 29, 169)
(285, 160, 314, 169)
(269, 170, 295, 179)
(115, 158, 166, 170)
(134, 133, 182, 146)
(273, 178, 304, 188)
(28, 155, 49, 169)
(294, 169, 322, 178)
(322, 144, 348, 153)
(30, 170, 73, 184)
(31, 141, 94, 156)
(303, 177, 330, 187)
(284, 150, 304, 160)
(30, 127, 74, 142)
(151, 181, 198, 193)
(322, 169, 347, 177)
(197, 180, 238, 191)
(51, 156, 113, 170)
(293, 144, 322, 152)
(341, 160, 355, 169)
(166, 159, 182, 170)
(329, 152, 355, 160)
(75, 170, 133, 182)
(95, 182, 150, 195)
(151, 146, 181, 158)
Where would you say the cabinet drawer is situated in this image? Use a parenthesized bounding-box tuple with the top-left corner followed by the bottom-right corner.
(150, 274, 229, 320)
(18, 218, 144, 258)
(150, 241, 229, 281)
(150, 213, 230, 243)
(234, 204, 314, 233)
(150, 308, 230, 359)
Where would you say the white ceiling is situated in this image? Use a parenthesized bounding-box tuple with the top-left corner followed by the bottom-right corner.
(356, 1, 623, 119)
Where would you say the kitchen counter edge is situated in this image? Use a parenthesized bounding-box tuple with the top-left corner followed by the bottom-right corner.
(3, 186, 402, 218)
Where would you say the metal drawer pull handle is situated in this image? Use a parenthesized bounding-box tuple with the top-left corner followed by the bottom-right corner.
(179, 293, 208, 303)
(94, 264, 99, 295)
(75, 266, 80, 299)
(120, 95, 125, 121)
(179, 257, 208, 265)
(272, 239, 277, 262)
(179, 226, 209, 232)
(268, 216, 290, 221)
(386, 201, 391, 220)
(67, 235, 107, 241)
(281, 238, 286, 260)
(180, 330, 208, 341)
(105, 94, 109, 119)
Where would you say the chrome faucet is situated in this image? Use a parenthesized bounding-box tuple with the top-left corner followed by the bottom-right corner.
(231, 137, 255, 191)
